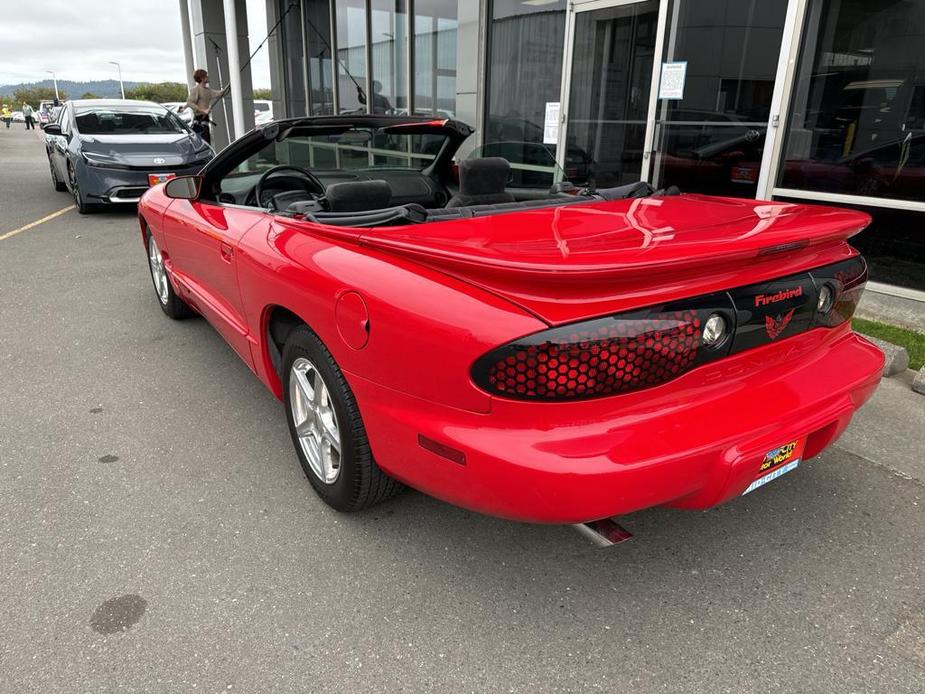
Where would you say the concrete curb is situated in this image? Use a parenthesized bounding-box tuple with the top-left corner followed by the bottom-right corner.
(858, 334, 910, 377)
(914, 367, 925, 395)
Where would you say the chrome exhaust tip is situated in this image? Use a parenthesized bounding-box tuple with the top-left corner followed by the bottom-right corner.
(573, 519, 633, 547)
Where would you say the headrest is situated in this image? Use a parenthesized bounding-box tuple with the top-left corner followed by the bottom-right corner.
(458, 157, 511, 196)
(325, 180, 392, 212)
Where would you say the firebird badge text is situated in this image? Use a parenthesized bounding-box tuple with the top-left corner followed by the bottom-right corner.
(755, 286, 803, 307)
(765, 308, 796, 339)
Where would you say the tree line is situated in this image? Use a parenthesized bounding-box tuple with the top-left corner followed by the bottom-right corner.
(6, 84, 272, 106)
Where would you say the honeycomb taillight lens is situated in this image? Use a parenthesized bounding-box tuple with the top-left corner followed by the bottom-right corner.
(472, 307, 725, 402)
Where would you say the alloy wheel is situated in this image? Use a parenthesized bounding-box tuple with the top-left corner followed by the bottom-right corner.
(147, 236, 170, 305)
(289, 357, 342, 484)
(68, 166, 81, 207)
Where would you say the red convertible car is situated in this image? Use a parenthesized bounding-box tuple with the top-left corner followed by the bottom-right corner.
(138, 115, 883, 525)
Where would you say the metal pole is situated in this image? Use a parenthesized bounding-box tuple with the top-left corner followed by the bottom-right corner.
(46, 71, 59, 100)
(109, 62, 125, 98)
(223, 0, 247, 140)
(179, 0, 196, 87)
(209, 38, 233, 144)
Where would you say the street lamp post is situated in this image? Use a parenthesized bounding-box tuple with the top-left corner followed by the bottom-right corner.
(109, 61, 125, 99)
(45, 70, 59, 102)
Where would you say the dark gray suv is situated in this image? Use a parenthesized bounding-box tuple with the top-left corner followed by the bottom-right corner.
(44, 99, 214, 214)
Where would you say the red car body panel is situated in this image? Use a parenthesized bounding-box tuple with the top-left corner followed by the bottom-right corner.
(139, 187, 884, 523)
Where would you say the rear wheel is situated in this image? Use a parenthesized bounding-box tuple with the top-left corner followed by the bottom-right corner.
(49, 157, 66, 191)
(282, 326, 402, 512)
(147, 231, 192, 319)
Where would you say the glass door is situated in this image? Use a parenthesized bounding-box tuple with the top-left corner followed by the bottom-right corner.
(649, 0, 788, 197)
(558, 0, 661, 188)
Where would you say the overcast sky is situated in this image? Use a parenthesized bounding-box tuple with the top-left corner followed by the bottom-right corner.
(0, 0, 271, 88)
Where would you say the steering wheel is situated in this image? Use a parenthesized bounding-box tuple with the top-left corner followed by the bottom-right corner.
(254, 165, 326, 211)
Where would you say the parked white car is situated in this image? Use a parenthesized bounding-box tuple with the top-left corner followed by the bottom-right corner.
(254, 99, 273, 125)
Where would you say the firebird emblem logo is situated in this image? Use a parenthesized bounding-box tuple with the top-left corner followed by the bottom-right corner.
(765, 309, 796, 340)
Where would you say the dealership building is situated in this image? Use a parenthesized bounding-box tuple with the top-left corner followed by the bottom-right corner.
(181, 0, 924, 290)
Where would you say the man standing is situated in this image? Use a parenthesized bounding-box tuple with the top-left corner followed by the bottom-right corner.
(185, 69, 227, 146)
(22, 103, 35, 130)
(1, 105, 11, 128)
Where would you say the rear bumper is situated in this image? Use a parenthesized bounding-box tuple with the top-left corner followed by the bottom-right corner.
(349, 327, 884, 524)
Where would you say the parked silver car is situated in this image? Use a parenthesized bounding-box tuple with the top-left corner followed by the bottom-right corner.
(44, 99, 213, 213)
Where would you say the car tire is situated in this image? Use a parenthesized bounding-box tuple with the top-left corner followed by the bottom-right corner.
(49, 157, 66, 192)
(282, 325, 403, 512)
(67, 163, 96, 214)
(146, 230, 193, 319)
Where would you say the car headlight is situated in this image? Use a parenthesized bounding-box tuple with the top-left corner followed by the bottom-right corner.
(81, 152, 120, 167)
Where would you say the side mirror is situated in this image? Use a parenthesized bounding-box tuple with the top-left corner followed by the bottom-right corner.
(43, 123, 62, 135)
(164, 175, 202, 200)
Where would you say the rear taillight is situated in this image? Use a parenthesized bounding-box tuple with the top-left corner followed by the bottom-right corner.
(812, 256, 867, 328)
(473, 256, 870, 403)
(472, 302, 735, 402)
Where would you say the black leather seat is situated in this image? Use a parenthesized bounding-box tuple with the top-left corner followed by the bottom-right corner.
(446, 157, 516, 208)
(324, 180, 392, 212)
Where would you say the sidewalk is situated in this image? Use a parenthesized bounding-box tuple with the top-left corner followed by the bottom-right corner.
(857, 282, 925, 333)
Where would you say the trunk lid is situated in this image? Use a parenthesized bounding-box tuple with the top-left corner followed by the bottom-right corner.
(357, 195, 870, 324)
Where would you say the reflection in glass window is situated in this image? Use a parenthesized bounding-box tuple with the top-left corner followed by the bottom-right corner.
(303, 0, 333, 115)
(371, 0, 409, 114)
(566, 2, 658, 188)
(224, 129, 449, 186)
(779, 0, 925, 202)
(484, 0, 567, 186)
(336, 0, 369, 113)
(651, 0, 787, 197)
(414, 0, 458, 116)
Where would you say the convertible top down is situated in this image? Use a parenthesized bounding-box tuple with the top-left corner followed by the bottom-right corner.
(138, 115, 883, 525)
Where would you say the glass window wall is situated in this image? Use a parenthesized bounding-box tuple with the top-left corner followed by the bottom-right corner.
(651, 0, 787, 197)
(336, 0, 369, 114)
(370, 0, 409, 114)
(777, 0, 925, 203)
(415, 0, 459, 117)
(483, 0, 567, 186)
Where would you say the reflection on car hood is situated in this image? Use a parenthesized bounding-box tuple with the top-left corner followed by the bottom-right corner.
(80, 133, 210, 166)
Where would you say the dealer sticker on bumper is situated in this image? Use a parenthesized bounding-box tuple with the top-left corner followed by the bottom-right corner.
(743, 439, 806, 495)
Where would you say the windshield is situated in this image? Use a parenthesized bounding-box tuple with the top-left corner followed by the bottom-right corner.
(225, 126, 448, 180)
(74, 107, 186, 135)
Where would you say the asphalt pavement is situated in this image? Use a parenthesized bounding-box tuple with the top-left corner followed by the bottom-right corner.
(0, 125, 922, 693)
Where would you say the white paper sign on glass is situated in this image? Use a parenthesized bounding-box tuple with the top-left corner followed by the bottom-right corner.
(543, 101, 560, 145)
(659, 62, 688, 100)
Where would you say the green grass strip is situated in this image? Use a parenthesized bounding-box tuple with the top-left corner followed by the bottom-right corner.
(854, 318, 925, 371)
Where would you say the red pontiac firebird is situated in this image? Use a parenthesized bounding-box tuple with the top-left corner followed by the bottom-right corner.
(138, 115, 884, 525)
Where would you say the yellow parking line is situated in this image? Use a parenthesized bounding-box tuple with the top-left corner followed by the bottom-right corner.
(0, 205, 76, 241)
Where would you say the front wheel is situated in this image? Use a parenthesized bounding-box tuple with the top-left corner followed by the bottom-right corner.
(282, 326, 402, 512)
(147, 232, 192, 319)
(68, 164, 96, 214)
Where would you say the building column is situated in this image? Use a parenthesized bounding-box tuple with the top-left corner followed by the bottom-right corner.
(189, 0, 256, 150)
(179, 0, 196, 88)
(455, 0, 484, 158)
(223, 0, 247, 138)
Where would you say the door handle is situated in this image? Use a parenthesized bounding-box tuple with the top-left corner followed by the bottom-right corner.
(220, 242, 234, 262)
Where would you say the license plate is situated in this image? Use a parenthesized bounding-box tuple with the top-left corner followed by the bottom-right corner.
(148, 173, 176, 186)
(742, 438, 807, 495)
